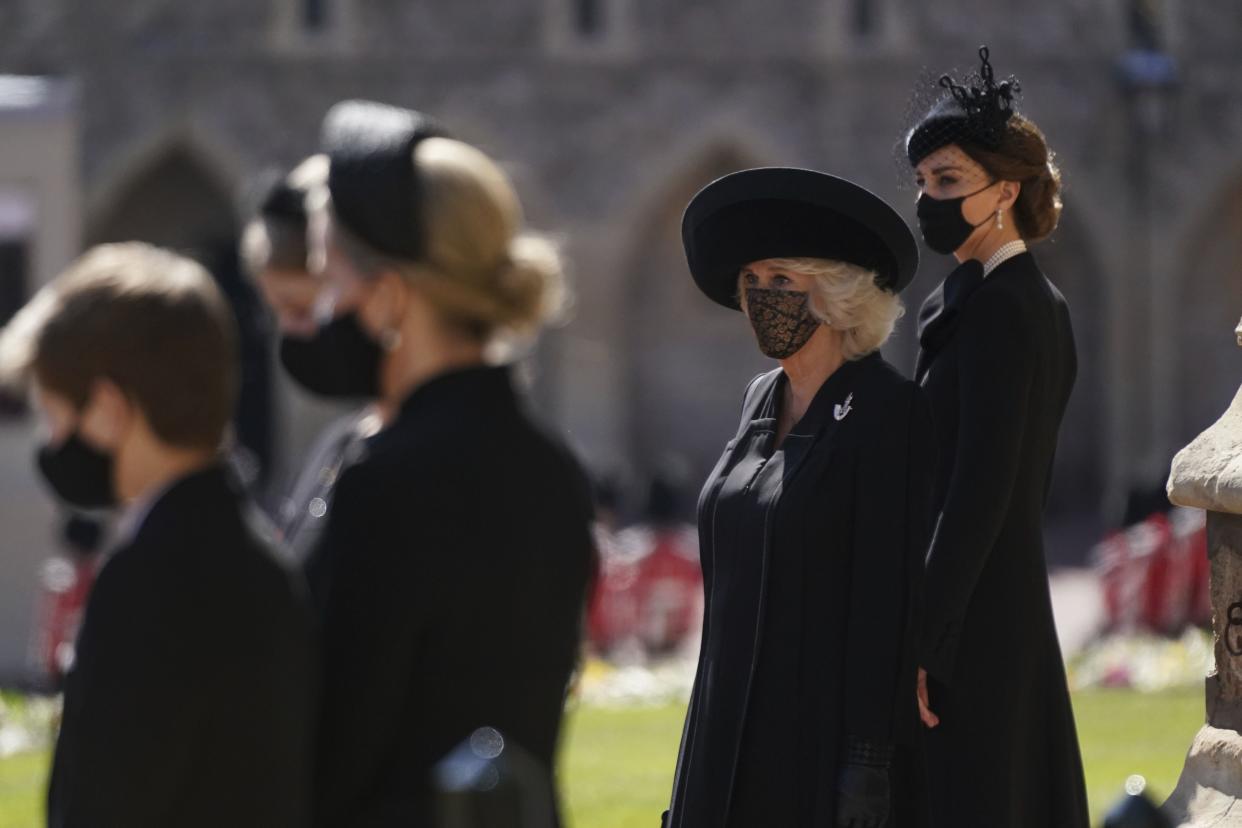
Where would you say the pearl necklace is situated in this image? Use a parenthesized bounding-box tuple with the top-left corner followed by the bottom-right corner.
(982, 239, 1028, 277)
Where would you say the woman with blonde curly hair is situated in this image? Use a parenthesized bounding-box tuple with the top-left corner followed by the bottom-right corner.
(906, 47, 1088, 827)
(299, 100, 595, 826)
(665, 167, 934, 828)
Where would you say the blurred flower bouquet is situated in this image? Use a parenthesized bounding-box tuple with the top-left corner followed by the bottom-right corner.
(1068, 627, 1213, 692)
(0, 691, 59, 758)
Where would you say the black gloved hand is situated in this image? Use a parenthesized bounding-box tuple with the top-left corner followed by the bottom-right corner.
(835, 738, 893, 828)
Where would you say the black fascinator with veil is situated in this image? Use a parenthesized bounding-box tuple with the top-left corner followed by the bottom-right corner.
(902, 46, 1022, 174)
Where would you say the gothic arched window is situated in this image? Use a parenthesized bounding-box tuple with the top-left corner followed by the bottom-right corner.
(851, 0, 875, 38)
(574, 0, 603, 38)
(545, 0, 631, 56)
(303, 0, 329, 32)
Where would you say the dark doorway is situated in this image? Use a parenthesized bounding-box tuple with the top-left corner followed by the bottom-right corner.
(624, 146, 770, 519)
(0, 235, 30, 418)
(1176, 179, 1242, 448)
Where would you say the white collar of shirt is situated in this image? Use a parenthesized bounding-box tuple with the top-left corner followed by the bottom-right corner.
(982, 239, 1028, 278)
(113, 479, 178, 547)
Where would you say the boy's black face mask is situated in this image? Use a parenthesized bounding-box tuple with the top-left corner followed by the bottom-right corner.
(36, 431, 117, 510)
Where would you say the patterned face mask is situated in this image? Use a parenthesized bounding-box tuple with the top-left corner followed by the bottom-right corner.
(744, 288, 822, 360)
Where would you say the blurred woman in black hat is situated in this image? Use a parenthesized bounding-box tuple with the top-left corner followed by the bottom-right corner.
(665, 167, 934, 828)
(300, 100, 595, 826)
(242, 155, 329, 341)
(904, 47, 1089, 827)
(241, 154, 381, 566)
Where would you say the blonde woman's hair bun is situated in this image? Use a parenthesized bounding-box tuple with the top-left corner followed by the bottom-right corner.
(493, 233, 567, 336)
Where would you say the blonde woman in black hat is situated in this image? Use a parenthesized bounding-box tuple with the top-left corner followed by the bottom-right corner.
(665, 168, 934, 828)
(301, 101, 595, 826)
(904, 48, 1088, 827)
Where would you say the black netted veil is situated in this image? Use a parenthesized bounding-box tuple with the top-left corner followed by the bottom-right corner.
(896, 46, 1022, 188)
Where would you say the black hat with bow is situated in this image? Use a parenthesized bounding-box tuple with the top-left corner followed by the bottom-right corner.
(905, 46, 1021, 168)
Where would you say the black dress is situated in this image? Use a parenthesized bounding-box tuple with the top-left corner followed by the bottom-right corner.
(667, 352, 935, 827)
(308, 365, 595, 827)
(48, 466, 318, 828)
(916, 251, 1090, 827)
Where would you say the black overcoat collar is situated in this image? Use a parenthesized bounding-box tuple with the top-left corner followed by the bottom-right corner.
(744, 352, 882, 486)
(915, 258, 984, 382)
(394, 364, 518, 426)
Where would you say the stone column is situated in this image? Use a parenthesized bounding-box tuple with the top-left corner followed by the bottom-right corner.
(1162, 316, 1242, 826)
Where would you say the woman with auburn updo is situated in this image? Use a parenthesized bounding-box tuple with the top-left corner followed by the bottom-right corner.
(665, 168, 934, 828)
(905, 47, 1089, 827)
(300, 100, 595, 826)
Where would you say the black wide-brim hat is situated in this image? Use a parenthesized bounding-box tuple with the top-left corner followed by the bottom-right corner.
(682, 167, 920, 310)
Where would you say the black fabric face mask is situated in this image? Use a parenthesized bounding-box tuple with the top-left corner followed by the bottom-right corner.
(744, 288, 822, 360)
(36, 431, 117, 510)
(915, 182, 996, 255)
(279, 311, 383, 399)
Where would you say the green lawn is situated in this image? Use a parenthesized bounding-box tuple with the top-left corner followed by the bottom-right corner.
(1074, 688, 1203, 822)
(0, 688, 1204, 827)
(560, 688, 1205, 827)
(0, 752, 48, 828)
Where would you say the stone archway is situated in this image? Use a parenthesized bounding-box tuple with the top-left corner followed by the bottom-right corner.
(1175, 178, 1242, 448)
(623, 145, 771, 515)
(1036, 211, 1107, 521)
(86, 144, 276, 488)
(87, 144, 237, 254)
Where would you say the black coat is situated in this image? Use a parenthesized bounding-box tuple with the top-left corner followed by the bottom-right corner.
(307, 365, 595, 826)
(667, 353, 934, 828)
(47, 465, 317, 828)
(916, 251, 1090, 827)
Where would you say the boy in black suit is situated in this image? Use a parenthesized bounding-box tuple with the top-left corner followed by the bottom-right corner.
(1, 243, 317, 827)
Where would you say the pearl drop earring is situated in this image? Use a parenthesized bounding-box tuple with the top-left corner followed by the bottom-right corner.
(995, 209, 1004, 230)
(380, 328, 402, 351)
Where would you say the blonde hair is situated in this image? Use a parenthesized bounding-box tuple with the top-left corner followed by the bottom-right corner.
(331, 137, 567, 347)
(756, 257, 904, 360)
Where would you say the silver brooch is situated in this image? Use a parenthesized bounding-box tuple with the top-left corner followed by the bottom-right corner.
(834, 393, 854, 422)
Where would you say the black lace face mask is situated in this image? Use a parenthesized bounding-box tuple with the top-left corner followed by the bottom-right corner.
(744, 288, 822, 360)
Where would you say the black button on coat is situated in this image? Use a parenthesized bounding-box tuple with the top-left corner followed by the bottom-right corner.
(916, 251, 1090, 827)
(307, 365, 596, 826)
(667, 353, 935, 827)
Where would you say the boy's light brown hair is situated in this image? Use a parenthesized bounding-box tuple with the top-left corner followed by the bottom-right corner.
(1, 242, 238, 449)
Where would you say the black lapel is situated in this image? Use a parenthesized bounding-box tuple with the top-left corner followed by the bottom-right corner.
(728, 369, 782, 441)
(914, 283, 946, 381)
(744, 370, 782, 423)
(779, 353, 878, 485)
(915, 259, 984, 382)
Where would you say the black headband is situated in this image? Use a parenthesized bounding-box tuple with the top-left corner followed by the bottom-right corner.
(321, 99, 449, 261)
